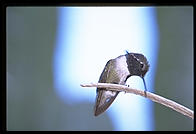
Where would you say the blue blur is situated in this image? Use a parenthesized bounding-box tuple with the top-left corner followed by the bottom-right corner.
(53, 7, 159, 130)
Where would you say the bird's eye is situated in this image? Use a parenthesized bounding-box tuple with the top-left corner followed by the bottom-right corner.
(140, 62, 144, 70)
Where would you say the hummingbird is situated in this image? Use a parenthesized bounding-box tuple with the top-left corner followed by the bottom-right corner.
(94, 51, 149, 116)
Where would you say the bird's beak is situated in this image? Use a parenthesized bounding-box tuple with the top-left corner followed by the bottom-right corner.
(142, 77, 147, 92)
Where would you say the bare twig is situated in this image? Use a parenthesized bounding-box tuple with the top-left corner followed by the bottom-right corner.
(80, 83, 194, 119)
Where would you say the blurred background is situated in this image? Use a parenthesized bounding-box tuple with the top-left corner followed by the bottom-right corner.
(7, 6, 193, 131)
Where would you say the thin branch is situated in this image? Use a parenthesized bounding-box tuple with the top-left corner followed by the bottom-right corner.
(80, 83, 194, 120)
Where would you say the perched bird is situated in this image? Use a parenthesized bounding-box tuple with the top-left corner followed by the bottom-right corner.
(94, 52, 149, 116)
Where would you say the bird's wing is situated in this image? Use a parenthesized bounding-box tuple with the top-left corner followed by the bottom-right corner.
(94, 59, 119, 116)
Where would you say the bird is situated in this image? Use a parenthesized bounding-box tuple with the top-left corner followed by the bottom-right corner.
(94, 52, 149, 116)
